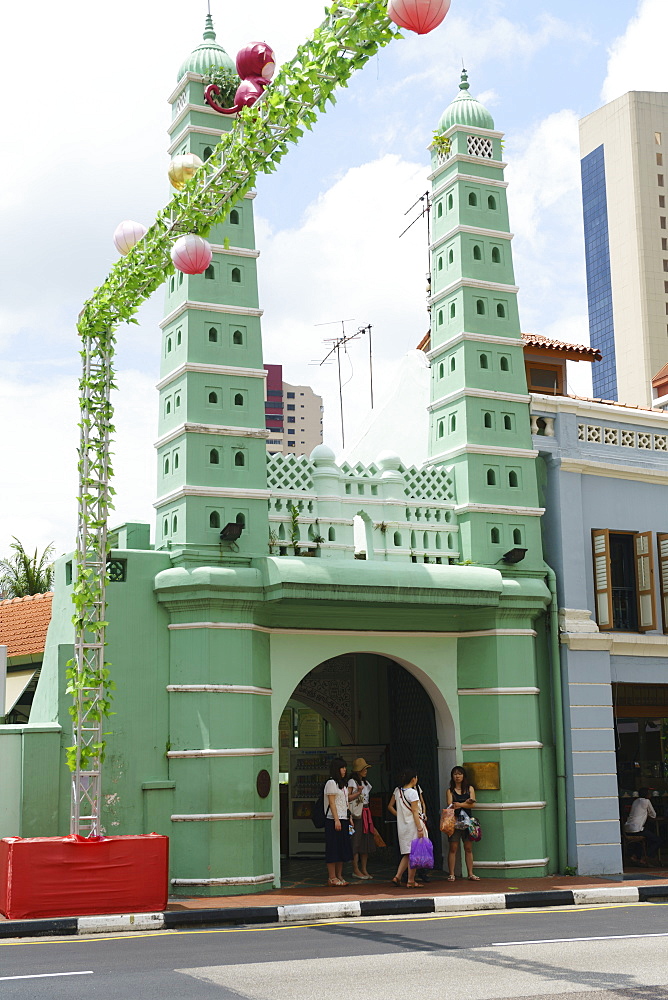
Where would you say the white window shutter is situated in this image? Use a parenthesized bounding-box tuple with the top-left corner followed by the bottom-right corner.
(634, 530, 656, 632)
(656, 533, 668, 634)
(592, 529, 612, 630)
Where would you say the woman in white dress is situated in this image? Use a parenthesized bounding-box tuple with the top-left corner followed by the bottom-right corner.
(389, 767, 426, 888)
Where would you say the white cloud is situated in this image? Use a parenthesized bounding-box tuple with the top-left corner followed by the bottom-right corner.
(602, 0, 668, 103)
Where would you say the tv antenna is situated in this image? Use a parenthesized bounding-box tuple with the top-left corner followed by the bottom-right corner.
(312, 319, 374, 447)
(400, 190, 432, 304)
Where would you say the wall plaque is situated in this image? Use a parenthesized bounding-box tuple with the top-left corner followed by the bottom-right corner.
(465, 762, 500, 790)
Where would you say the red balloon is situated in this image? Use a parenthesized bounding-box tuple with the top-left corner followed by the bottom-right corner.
(171, 235, 213, 275)
(387, 0, 451, 34)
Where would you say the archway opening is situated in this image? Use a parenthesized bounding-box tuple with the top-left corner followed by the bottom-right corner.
(277, 653, 443, 871)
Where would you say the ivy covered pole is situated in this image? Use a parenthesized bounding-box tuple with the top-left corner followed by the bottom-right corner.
(68, 0, 404, 836)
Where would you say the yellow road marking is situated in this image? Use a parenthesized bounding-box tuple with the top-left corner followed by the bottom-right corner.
(0, 901, 661, 948)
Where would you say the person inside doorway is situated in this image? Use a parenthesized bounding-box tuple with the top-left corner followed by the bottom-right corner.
(324, 756, 353, 886)
(446, 765, 479, 881)
(389, 768, 426, 888)
(348, 757, 375, 880)
(624, 787, 661, 865)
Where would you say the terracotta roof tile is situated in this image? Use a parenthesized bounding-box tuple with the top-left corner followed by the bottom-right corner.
(0, 592, 53, 658)
(522, 332, 602, 360)
(564, 393, 665, 413)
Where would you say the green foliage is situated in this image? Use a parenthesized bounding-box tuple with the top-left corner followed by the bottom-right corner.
(204, 64, 239, 108)
(71, 0, 403, 773)
(289, 504, 301, 553)
(432, 133, 451, 157)
(0, 537, 54, 598)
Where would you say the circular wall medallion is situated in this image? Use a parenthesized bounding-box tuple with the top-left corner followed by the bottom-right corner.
(256, 769, 271, 799)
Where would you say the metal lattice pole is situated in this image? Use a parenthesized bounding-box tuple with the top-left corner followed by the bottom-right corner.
(70, 332, 114, 836)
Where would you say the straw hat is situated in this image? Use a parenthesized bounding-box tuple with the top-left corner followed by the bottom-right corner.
(352, 757, 371, 772)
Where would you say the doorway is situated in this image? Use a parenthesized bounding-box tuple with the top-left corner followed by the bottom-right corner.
(278, 653, 442, 867)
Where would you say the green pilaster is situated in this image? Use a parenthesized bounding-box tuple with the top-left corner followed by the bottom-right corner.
(428, 72, 542, 571)
(157, 19, 268, 564)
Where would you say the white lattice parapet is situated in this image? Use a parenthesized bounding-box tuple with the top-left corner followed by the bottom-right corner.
(267, 446, 459, 563)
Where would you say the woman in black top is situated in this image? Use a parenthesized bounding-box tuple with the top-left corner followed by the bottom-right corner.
(446, 765, 479, 881)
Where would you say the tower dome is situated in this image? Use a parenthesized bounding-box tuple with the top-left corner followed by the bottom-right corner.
(177, 14, 235, 81)
(437, 70, 494, 132)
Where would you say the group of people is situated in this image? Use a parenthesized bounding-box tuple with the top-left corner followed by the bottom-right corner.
(323, 756, 480, 887)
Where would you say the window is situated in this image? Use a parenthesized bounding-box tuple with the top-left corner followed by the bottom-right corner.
(287, 392, 295, 398)
(491, 246, 501, 263)
(438, 362, 444, 379)
(234, 451, 245, 467)
(438, 420, 444, 438)
(508, 470, 519, 488)
(526, 362, 561, 394)
(438, 309, 443, 325)
(661, 196, 666, 208)
(447, 192, 453, 210)
(208, 391, 218, 404)
(503, 414, 512, 430)
(659, 175, 665, 187)
(231, 267, 241, 283)
(234, 393, 244, 406)
(178, 271, 183, 286)
(438, 256, 443, 271)
(236, 513, 246, 528)
(288, 428, 295, 435)
(449, 413, 457, 432)
(499, 355, 510, 372)
(486, 469, 496, 486)
(658, 154, 664, 166)
(203, 146, 213, 161)
(165, 399, 171, 415)
(329, 527, 336, 542)
(175, 394, 181, 408)
(176, 329, 182, 345)
(450, 356, 456, 372)
(209, 448, 219, 464)
(662, 217, 667, 229)
(513, 528, 522, 545)
(437, 202, 443, 218)
(233, 330, 244, 345)
(205, 265, 215, 279)
(483, 411, 493, 428)
(172, 514, 178, 534)
(497, 303, 506, 318)
(209, 511, 220, 528)
(449, 301, 456, 319)
(288, 416, 295, 423)
(170, 277, 175, 293)
(287, 404, 295, 411)
(287, 441, 295, 447)
(166, 337, 172, 354)
(476, 299, 485, 315)
(468, 191, 478, 207)
(230, 209, 240, 225)
(473, 244, 482, 261)
(448, 248, 454, 265)
(164, 457, 169, 475)
(163, 518, 169, 537)
(488, 195, 497, 210)
(393, 531, 402, 547)
(490, 527, 500, 544)
(174, 452, 179, 470)
(209, 327, 218, 342)
(479, 353, 489, 369)
(592, 529, 656, 632)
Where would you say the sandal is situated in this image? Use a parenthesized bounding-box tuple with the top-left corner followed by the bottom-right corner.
(468, 874, 480, 881)
(328, 878, 342, 886)
(447, 874, 456, 881)
(338, 879, 349, 886)
(406, 881, 417, 888)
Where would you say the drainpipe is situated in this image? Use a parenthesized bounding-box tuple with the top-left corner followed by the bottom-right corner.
(544, 563, 568, 874)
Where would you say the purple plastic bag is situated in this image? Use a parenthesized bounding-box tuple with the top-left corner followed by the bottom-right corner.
(409, 836, 434, 869)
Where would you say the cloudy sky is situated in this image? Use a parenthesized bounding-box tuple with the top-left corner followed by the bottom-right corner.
(0, 0, 666, 559)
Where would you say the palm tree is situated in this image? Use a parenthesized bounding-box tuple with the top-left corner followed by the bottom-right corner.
(0, 538, 55, 598)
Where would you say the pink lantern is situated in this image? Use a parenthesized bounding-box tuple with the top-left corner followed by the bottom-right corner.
(387, 0, 451, 34)
(113, 220, 147, 256)
(171, 235, 213, 275)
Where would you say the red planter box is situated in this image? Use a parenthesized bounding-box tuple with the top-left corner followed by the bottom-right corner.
(0, 834, 169, 919)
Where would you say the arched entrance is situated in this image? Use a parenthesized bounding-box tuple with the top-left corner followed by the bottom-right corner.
(277, 652, 443, 868)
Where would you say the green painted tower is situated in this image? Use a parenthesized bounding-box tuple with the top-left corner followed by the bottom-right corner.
(428, 71, 543, 571)
(158, 15, 269, 565)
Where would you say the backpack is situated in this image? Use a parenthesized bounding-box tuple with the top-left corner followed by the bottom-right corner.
(311, 786, 326, 828)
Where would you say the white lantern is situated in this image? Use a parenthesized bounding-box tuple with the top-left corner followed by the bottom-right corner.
(113, 220, 147, 256)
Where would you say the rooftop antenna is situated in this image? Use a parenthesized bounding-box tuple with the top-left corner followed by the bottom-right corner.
(400, 191, 432, 306)
(313, 319, 370, 448)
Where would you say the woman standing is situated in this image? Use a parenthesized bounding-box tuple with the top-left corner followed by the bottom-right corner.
(324, 756, 353, 886)
(389, 767, 426, 888)
(446, 765, 479, 881)
(348, 757, 375, 880)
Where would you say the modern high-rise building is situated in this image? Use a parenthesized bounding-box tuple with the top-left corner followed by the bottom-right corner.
(264, 364, 323, 455)
(580, 91, 668, 407)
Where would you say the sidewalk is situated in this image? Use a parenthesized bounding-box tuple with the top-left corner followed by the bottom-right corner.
(2, 869, 668, 938)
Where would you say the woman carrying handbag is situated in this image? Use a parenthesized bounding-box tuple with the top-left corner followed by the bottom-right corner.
(388, 768, 427, 888)
(446, 765, 480, 881)
(348, 757, 376, 880)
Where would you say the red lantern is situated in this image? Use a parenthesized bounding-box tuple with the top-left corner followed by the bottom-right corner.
(387, 0, 451, 34)
(171, 235, 213, 275)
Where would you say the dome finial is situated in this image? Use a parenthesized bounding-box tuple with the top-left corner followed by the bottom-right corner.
(203, 9, 216, 42)
(459, 67, 470, 91)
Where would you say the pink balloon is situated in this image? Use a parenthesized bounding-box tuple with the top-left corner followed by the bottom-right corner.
(171, 235, 213, 275)
(387, 0, 451, 34)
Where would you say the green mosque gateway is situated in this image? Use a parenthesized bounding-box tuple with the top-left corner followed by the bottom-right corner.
(0, 23, 563, 893)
